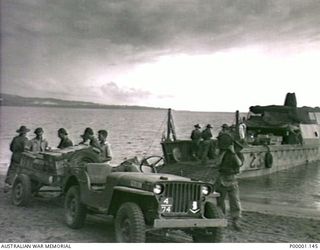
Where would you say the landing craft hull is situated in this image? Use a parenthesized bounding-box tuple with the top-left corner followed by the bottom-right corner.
(159, 140, 320, 181)
(238, 143, 320, 178)
(160, 93, 320, 181)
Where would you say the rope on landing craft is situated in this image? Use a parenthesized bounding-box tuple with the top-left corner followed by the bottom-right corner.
(144, 112, 167, 157)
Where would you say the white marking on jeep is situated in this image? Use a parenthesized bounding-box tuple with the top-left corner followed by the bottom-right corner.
(189, 201, 200, 213)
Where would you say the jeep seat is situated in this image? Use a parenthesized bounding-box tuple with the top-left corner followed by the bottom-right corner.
(86, 163, 113, 184)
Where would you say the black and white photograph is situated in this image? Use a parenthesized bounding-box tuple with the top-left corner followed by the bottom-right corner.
(0, 0, 320, 244)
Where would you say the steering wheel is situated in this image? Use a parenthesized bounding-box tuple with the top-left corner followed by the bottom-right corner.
(139, 155, 164, 173)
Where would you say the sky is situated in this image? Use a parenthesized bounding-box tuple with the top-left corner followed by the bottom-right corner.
(1, 0, 320, 112)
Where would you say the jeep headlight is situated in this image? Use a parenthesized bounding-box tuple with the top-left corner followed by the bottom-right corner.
(153, 184, 164, 194)
(201, 185, 210, 196)
(48, 176, 54, 184)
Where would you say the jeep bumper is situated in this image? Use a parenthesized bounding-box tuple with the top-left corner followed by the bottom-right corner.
(153, 218, 227, 228)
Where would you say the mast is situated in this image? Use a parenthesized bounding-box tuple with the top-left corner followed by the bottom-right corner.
(235, 110, 240, 140)
(166, 108, 177, 141)
(167, 109, 171, 141)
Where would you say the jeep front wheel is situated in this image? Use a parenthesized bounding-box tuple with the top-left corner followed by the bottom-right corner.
(11, 174, 31, 206)
(114, 202, 146, 243)
(192, 202, 224, 243)
(64, 186, 87, 229)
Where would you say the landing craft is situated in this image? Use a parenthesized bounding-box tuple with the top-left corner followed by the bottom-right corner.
(157, 93, 320, 180)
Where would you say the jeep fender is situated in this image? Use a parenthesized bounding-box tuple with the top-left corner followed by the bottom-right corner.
(108, 187, 158, 225)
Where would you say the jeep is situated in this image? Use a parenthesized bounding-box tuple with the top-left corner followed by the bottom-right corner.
(63, 155, 227, 243)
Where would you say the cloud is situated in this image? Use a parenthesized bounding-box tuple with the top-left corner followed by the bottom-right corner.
(1, 0, 320, 109)
(3, 0, 320, 53)
(99, 82, 153, 104)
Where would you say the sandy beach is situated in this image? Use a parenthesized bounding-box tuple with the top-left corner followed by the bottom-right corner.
(0, 175, 319, 243)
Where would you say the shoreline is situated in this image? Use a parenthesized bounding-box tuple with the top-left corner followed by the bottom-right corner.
(0, 175, 319, 243)
(241, 200, 320, 221)
(1, 173, 319, 221)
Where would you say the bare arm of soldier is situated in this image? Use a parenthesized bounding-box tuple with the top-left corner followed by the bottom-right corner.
(105, 143, 112, 161)
(228, 144, 244, 167)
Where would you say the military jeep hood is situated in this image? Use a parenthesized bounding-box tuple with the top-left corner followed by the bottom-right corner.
(107, 172, 204, 189)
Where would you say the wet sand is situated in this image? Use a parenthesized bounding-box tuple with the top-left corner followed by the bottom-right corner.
(0, 175, 319, 243)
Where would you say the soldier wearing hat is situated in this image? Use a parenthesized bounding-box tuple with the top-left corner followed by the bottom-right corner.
(217, 124, 232, 149)
(200, 124, 213, 164)
(215, 140, 244, 231)
(202, 124, 213, 140)
(79, 127, 100, 149)
(218, 124, 230, 136)
(27, 127, 49, 152)
(57, 128, 73, 149)
(4, 126, 31, 189)
(190, 124, 202, 160)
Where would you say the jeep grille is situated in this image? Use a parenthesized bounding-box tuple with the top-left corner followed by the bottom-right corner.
(162, 182, 201, 215)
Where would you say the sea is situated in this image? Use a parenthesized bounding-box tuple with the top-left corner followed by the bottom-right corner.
(0, 106, 319, 213)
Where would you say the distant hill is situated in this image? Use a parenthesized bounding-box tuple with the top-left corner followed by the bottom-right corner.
(0, 93, 164, 110)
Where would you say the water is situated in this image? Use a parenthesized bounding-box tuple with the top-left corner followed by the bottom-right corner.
(0, 106, 319, 213)
(239, 163, 320, 210)
(0, 106, 235, 168)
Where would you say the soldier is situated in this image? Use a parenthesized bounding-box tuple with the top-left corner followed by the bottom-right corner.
(28, 127, 49, 152)
(238, 117, 247, 142)
(190, 124, 202, 160)
(217, 124, 233, 154)
(57, 128, 73, 149)
(219, 123, 229, 136)
(79, 127, 100, 149)
(200, 124, 213, 164)
(98, 129, 112, 162)
(229, 124, 237, 139)
(4, 125, 30, 191)
(216, 140, 244, 231)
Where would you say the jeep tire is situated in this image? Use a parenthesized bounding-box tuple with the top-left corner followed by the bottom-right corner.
(192, 202, 224, 243)
(115, 202, 146, 243)
(64, 186, 87, 229)
(12, 174, 32, 206)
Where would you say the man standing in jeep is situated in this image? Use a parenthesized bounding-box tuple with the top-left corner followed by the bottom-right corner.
(216, 140, 244, 231)
(98, 129, 112, 162)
